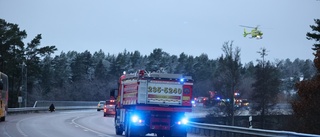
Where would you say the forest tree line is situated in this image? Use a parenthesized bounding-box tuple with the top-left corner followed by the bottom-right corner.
(36, 48, 316, 103)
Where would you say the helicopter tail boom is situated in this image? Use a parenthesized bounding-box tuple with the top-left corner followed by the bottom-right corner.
(243, 28, 250, 37)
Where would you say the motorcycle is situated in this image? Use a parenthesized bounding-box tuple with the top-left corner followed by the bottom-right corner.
(49, 104, 55, 112)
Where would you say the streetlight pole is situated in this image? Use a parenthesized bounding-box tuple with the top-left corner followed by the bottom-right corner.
(22, 62, 27, 107)
(25, 63, 27, 107)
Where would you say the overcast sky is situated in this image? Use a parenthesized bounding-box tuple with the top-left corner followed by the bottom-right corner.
(1, 0, 319, 63)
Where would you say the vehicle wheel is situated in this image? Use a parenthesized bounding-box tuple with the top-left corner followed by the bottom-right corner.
(171, 131, 186, 137)
(180, 133, 187, 137)
(115, 126, 123, 135)
(125, 122, 137, 137)
(0, 116, 5, 122)
(125, 123, 129, 137)
(157, 133, 164, 137)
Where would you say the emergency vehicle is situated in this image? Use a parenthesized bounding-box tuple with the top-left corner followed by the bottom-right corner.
(111, 70, 193, 137)
(103, 99, 116, 116)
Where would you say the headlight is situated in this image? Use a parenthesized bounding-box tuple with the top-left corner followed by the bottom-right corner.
(180, 78, 185, 83)
(131, 115, 144, 124)
(182, 118, 188, 124)
(131, 115, 139, 123)
(177, 117, 188, 125)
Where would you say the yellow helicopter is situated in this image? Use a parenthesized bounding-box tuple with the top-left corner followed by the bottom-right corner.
(240, 25, 263, 39)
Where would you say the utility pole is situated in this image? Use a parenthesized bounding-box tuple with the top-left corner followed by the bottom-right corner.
(21, 62, 27, 107)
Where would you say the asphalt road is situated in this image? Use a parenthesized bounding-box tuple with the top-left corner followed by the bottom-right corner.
(0, 110, 199, 137)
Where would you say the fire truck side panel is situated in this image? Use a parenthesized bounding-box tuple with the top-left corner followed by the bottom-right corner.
(122, 80, 138, 105)
(137, 80, 148, 104)
(182, 84, 193, 107)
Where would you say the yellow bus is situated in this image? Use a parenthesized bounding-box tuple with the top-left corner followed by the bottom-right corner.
(0, 72, 8, 122)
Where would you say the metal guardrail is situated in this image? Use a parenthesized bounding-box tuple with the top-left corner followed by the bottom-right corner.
(8, 106, 96, 114)
(33, 100, 98, 107)
(8, 101, 98, 114)
(187, 121, 320, 137)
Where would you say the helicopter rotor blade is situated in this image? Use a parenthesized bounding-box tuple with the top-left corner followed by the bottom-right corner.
(239, 25, 255, 28)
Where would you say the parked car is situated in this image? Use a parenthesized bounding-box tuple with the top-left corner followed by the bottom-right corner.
(103, 99, 116, 117)
(97, 101, 105, 111)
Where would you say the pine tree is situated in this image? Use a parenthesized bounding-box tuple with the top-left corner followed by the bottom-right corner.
(0, 19, 57, 107)
(306, 19, 320, 50)
(251, 48, 281, 129)
(292, 19, 320, 134)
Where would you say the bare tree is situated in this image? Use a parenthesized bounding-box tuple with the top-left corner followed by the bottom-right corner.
(216, 41, 242, 126)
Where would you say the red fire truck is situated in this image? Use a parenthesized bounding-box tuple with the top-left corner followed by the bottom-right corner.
(111, 70, 193, 137)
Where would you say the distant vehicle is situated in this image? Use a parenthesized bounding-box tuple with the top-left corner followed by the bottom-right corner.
(193, 97, 208, 107)
(103, 99, 116, 117)
(240, 25, 263, 39)
(235, 99, 250, 108)
(0, 72, 8, 122)
(97, 101, 105, 111)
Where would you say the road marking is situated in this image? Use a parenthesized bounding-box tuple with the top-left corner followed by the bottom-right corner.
(16, 117, 34, 137)
(14, 113, 70, 137)
(71, 116, 113, 137)
(59, 110, 95, 114)
(2, 123, 14, 137)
